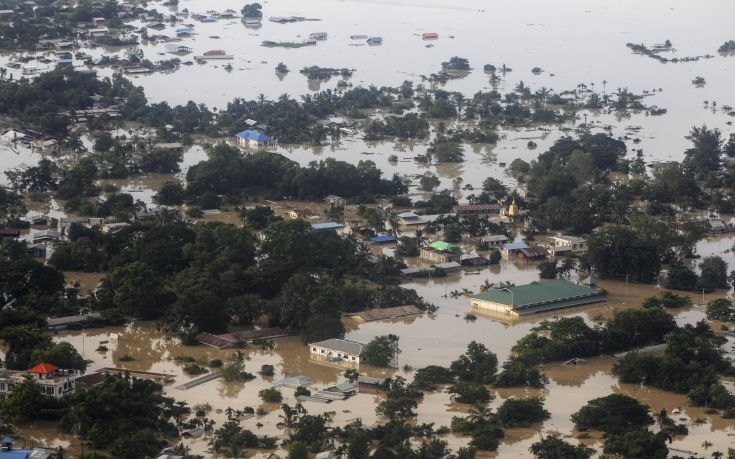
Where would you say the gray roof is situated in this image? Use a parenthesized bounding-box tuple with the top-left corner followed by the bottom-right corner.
(483, 234, 508, 242)
(309, 338, 364, 356)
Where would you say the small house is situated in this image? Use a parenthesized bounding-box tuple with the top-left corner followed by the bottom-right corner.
(32, 230, 59, 243)
(86, 27, 109, 37)
(367, 36, 383, 45)
(547, 234, 587, 257)
(501, 241, 528, 259)
(309, 338, 364, 365)
(420, 241, 461, 263)
(707, 219, 729, 235)
(434, 261, 462, 272)
(482, 234, 508, 248)
(91, 17, 106, 26)
(369, 235, 397, 244)
(25, 214, 49, 226)
(517, 246, 548, 262)
(311, 222, 344, 232)
(235, 130, 273, 149)
(357, 375, 388, 393)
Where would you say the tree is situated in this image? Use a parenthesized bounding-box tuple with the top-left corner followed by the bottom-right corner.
(571, 394, 653, 434)
(375, 376, 424, 421)
(259, 387, 283, 403)
(450, 341, 498, 384)
(684, 125, 723, 177)
(663, 262, 698, 291)
(496, 397, 550, 427)
(287, 441, 309, 459)
(419, 172, 441, 191)
(412, 365, 455, 390)
(699, 256, 728, 292)
(154, 181, 185, 205)
(30, 342, 86, 372)
(603, 430, 669, 459)
(362, 335, 399, 367)
(0, 378, 59, 422)
(529, 434, 594, 459)
(537, 260, 557, 279)
(705, 298, 734, 321)
(447, 382, 491, 404)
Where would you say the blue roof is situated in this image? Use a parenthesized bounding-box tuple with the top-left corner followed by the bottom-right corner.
(311, 222, 344, 230)
(370, 235, 397, 243)
(0, 452, 30, 459)
(176, 27, 195, 33)
(503, 242, 529, 250)
(236, 130, 272, 142)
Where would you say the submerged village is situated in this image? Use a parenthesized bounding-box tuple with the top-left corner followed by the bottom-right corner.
(2, 0, 735, 458)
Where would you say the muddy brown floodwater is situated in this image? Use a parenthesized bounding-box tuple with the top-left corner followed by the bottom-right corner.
(11, 250, 731, 458)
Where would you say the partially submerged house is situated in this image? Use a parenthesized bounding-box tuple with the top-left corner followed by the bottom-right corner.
(481, 234, 508, 248)
(420, 240, 461, 263)
(0, 363, 78, 400)
(500, 241, 528, 259)
(517, 246, 548, 262)
(547, 234, 587, 257)
(470, 279, 607, 318)
(235, 130, 273, 149)
(309, 338, 364, 365)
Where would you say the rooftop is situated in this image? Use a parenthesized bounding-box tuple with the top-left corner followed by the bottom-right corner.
(502, 242, 528, 250)
(27, 362, 58, 374)
(311, 222, 344, 230)
(236, 130, 272, 142)
(471, 279, 607, 315)
(428, 240, 458, 252)
(309, 338, 364, 356)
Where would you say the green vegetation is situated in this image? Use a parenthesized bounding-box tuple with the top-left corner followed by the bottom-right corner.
(362, 335, 400, 367)
(259, 387, 283, 403)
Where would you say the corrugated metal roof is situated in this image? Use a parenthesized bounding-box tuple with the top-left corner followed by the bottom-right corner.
(236, 130, 272, 142)
(471, 279, 605, 310)
(311, 222, 344, 230)
(502, 242, 528, 250)
(309, 338, 364, 356)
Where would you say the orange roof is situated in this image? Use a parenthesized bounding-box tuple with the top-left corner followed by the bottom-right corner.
(27, 363, 59, 374)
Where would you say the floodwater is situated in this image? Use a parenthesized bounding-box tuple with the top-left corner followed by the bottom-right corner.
(3, 0, 735, 456)
(3, 0, 735, 197)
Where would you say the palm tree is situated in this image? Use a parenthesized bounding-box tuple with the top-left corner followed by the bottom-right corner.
(467, 403, 493, 424)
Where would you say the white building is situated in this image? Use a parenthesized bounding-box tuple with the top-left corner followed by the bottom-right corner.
(309, 338, 364, 365)
(547, 235, 587, 257)
(0, 363, 77, 400)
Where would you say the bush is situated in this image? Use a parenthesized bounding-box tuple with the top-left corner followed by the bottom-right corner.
(412, 365, 455, 390)
(571, 394, 653, 434)
(259, 388, 283, 403)
(447, 382, 491, 404)
(496, 397, 550, 427)
(183, 364, 208, 375)
(705, 298, 734, 321)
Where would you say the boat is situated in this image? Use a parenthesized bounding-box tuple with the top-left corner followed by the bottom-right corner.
(367, 36, 383, 45)
(350, 34, 368, 40)
(422, 32, 439, 40)
(6, 62, 20, 69)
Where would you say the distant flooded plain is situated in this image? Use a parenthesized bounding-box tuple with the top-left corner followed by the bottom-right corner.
(2, 0, 735, 456)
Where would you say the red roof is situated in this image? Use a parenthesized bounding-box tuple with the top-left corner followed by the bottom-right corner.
(27, 363, 59, 374)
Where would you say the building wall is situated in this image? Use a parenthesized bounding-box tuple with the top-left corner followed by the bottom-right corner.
(420, 248, 460, 263)
(471, 299, 518, 318)
(309, 345, 360, 365)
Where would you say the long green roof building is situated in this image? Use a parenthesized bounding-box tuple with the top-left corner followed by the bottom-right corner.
(470, 279, 607, 317)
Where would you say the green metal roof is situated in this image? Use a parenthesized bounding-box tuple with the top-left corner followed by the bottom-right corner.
(471, 279, 607, 313)
(429, 241, 458, 252)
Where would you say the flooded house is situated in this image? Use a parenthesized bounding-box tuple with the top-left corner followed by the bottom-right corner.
(500, 241, 528, 259)
(470, 279, 607, 318)
(420, 241, 461, 263)
(516, 245, 549, 262)
(235, 130, 273, 149)
(481, 234, 509, 248)
(547, 234, 587, 257)
(0, 363, 77, 400)
(308, 338, 364, 365)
